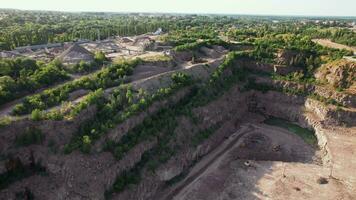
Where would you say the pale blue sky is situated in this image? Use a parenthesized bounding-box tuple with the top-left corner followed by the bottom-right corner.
(1, 0, 355, 16)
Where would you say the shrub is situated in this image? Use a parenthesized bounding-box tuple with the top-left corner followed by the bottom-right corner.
(12, 104, 26, 115)
(0, 117, 12, 128)
(171, 72, 192, 86)
(81, 135, 92, 153)
(94, 51, 108, 64)
(15, 127, 44, 147)
(12, 58, 140, 116)
(30, 109, 43, 121)
(69, 89, 104, 117)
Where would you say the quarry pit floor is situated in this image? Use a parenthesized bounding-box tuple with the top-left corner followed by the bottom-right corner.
(159, 122, 355, 200)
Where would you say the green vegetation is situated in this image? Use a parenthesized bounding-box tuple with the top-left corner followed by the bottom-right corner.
(173, 39, 228, 52)
(64, 72, 193, 154)
(1, 11, 355, 196)
(0, 117, 12, 128)
(68, 89, 105, 118)
(12, 59, 140, 115)
(191, 125, 221, 146)
(15, 127, 44, 147)
(106, 51, 249, 195)
(264, 117, 317, 146)
(226, 21, 356, 47)
(308, 93, 343, 107)
(106, 106, 180, 195)
(246, 77, 344, 107)
(161, 28, 219, 46)
(0, 58, 69, 106)
(140, 54, 172, 63)
(70, 51, 108, 74)
(104, 107, 178, 160)
(303, 28, 356, 46)
(0, 11, 179, 50)
(272, 72, 317, 84)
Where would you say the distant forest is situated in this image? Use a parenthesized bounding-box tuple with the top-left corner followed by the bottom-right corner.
(0, 10, 355, 50)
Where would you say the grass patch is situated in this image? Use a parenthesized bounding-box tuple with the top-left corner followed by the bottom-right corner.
(141, 54, 172, 62)
(264, 117, 317, 146)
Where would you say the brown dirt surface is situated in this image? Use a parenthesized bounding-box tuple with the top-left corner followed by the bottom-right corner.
(162, 123, 326, 200)
(312, 39, 356, 53)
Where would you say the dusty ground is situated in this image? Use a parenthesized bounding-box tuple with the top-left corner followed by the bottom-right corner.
(161, 121, 356, 200)
(312, 39, 356, 54)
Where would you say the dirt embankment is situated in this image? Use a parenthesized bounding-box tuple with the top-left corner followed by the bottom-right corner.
(313, 39, 356, 53)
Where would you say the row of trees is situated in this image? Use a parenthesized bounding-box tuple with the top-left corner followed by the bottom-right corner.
(0, 10, 235, 51)
(227, 22, 356, 47)
(64, 72, 192, 154)
(0, 58, 69, 106)
(12, 58, 140, 115)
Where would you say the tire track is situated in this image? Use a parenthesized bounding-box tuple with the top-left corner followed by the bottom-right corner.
(162, 125, 254, 200)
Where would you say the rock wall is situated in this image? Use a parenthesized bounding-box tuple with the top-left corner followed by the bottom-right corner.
(0, 54, 354, 199)
(0, 105, 97, 156)
(112, 84, 250, 200)
(94, 87, 192, 150)
(314, 85, 356, 107)
(0, 86, 195, 200)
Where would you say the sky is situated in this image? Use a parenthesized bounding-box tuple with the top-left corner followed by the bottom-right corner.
(1, 0, 356, 17)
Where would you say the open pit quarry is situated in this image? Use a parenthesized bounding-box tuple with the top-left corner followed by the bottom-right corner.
(0, 45, 355, 200)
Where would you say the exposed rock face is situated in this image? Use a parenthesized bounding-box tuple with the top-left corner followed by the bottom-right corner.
(94, 87, 192, 150)
(275, 49, 303, 66)
(0, 53, 355, 200)
(253, 90, 306, 122)
(315, 59, 356, 90)
(0, 105, 97, 154)
(0, 82, 201, 200)
(305, 99, 356, 126)
(110, 82, 353, 200)
(314, 85, 356, 107)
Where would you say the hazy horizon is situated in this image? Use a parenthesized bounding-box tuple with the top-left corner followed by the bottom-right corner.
(1, 0, 356, 17)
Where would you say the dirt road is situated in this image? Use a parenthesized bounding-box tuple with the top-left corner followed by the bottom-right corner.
(161, 122, 319, 200)
(160, 124, 254, 200)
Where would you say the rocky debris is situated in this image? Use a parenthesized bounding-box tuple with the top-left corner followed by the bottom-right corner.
(317, 177, 329, 184)
(315, 59, 356, 91)
(275, 49, 304, 66)
(0, 105, 97, 156)
(305, 98, 356, 126)
(314, 85, 356, 107)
